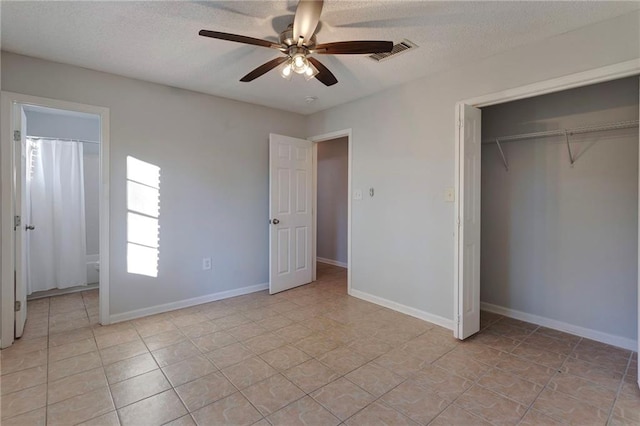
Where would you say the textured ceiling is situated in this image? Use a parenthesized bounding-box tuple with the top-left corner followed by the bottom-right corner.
(2, 1, 639, 115)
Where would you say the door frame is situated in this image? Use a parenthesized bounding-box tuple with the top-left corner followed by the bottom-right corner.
(1, 91, 111, 348)
(453, 59, 640, 340)
(308, 129, 352, 294)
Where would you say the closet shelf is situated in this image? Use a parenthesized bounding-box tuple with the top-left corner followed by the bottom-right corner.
(481, 119, 639, 145)
(483, 119, 639, 170)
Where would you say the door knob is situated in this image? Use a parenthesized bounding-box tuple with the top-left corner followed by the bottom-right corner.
(25, 225, 35, 231)
(272, 218, 280, 225)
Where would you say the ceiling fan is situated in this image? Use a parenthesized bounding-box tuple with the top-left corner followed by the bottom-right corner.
(199, 0, 394, 86)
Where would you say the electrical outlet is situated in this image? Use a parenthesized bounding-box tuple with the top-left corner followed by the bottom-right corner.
(202, 257, 212, 270)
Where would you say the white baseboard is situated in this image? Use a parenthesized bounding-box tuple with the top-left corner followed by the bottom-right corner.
(481, 302, 637, 351)
(110, 283, 269, 324)
(317, 257, 348, 268)
(350, 288, 454, 330)
(27, 283, 99, 300)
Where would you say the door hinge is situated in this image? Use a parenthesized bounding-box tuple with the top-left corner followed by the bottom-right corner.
(13, 130, 21, 142)
(14, 215, 21, 230)
(15, 301, 22, 312)
(457, 314, 460, 325)
(458, 119, 463, 129)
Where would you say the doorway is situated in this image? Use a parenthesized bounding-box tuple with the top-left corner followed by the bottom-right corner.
(454, 65, 640, 362)
(311, 130, 352, 292)
(24, 105, 101, 301)
(315, 136, 349, 282)
(267, 130, 352, 295)
(0, 92, 110, 348)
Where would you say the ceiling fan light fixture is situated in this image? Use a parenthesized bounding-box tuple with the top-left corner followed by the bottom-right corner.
(280, 61, 293, 80)
(304, 62, 319, 81)
(292, 53, 310, 74)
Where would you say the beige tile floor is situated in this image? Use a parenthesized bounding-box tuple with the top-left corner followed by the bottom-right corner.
(1, 263, 638, 425)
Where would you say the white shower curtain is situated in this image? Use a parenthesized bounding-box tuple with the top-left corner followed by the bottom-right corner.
(27, 138, 87, 294)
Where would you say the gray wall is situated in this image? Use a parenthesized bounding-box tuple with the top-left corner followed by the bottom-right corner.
(2, 51, 307, 317)
(306, 10, 640, 330)
(25, 110, 101, 256)
(481, 77, 639, 340)
(317, 137, 348, 264)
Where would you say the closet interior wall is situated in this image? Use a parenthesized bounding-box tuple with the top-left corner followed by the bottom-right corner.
(480, 76, 639, 342)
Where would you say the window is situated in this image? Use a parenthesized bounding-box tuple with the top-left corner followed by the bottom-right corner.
(126, 156, 160, 277)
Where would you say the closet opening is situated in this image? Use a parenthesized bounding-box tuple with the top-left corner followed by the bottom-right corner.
(478, 76, 639, 349)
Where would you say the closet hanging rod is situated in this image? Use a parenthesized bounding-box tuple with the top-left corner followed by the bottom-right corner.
(481, 119, 639, 145)
(26, 136, 100, 145)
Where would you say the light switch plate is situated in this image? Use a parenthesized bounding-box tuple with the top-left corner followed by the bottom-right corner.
(354, 189, 363, 200)
(444, 187, 455, 202)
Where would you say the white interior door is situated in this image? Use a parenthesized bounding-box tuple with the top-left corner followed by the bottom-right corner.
(456, 103, 481, 339)
(269, 134, 313, 294)
(14, 105, 28, 338)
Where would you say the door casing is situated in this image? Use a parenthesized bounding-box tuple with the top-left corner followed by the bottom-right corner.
(0, 91, 111, 348)
(13, 105, 28, 338)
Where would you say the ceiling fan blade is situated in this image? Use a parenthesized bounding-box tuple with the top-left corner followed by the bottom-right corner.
(240, 57, 289, 82)
(293, 0, 324, 45)
(307, 57, 337, 87)
(199, 30, 282, 50)
(313, 41, 393, 55)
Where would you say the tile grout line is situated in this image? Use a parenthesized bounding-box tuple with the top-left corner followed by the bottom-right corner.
(524, 336, 587, 425)
(119, 317, 188, 425)
(431, 351, 508, 426)
(438, 318, 579, 426)
(606, 350, 634, 425)
(491, 319, 627, 423)
(516, 333, 581, 422)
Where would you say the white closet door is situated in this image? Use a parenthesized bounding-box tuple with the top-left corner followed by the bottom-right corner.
(456, 103, 481, 339)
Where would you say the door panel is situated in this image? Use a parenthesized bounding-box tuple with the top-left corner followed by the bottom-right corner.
(269, 134, 313, 294)
(295, 227, 308, 270)
(457, 104, 481, 339)
(14, 106, 28, 338)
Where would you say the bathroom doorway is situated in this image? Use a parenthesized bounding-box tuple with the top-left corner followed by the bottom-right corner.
(24, 105, 101, 299)
(1, 92, 110, 347)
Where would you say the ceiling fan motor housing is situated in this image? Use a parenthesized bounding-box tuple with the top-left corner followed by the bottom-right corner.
(280, 26, 316, 49)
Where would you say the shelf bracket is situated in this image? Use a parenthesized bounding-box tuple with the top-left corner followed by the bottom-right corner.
(564, 130, 575, 165)
(495, 139, 509, 171)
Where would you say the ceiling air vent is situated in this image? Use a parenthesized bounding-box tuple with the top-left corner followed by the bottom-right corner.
(369, 39, 417, 62)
